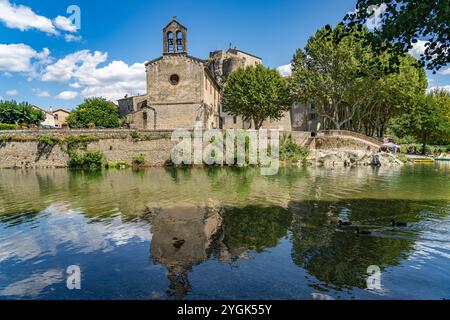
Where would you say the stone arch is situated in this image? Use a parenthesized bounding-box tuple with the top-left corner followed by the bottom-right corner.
(167, 32, 174, 53)
(176, 31, 184, 53)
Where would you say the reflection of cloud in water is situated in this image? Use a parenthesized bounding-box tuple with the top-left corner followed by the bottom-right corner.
(0, 269, 63, 298)
(0, 205, 152, 264)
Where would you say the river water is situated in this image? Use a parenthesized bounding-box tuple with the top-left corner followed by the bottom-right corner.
(0, 163, 449, 300)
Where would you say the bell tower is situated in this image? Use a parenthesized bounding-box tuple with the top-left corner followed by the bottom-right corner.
(163, 16, 187, 55)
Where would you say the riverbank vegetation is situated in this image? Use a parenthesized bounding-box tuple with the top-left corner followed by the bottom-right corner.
(279, 134, 310, 163)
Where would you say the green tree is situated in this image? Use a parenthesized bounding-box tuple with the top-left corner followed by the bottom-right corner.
(290, 25, 376, 130)
(67, 97, 120, 128)
(354, 53, 427, 137)
(221, 64, 291, 129)
(290, 24, 426, 137)
(390, 89, 450, 154)
(0, 100, 45, 126)
(346, 0, 450, 71)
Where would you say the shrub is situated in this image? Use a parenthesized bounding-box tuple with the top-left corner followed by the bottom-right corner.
(37, 134, 62, 146)
(132, 154, 145, 166)
(0, 124, 19, 130)
(106, 161, 130, 169)
(280, 134, 310, 162)
(69, 150, 104, 169)
(66, 135, 99, 152)
(130, 130, 140, 140)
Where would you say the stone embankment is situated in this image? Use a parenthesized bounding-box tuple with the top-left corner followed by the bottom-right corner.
(0, 129, 402, 169)
(312, 150, 404, 168)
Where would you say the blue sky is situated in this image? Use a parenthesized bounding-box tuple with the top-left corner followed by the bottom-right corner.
(0, 0, 449, 110)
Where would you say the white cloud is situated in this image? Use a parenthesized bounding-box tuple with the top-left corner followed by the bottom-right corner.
(64, 34, 82, 43)
(32, 88, 50, 97)
(0, 1, 81, 42)
(6, 89, 18, 96)
(0, 43, 50, 74)
(366, 3, 387, 31)
(54, 16, 77, 33)
(55, 90, 78, 100)
(43, 50, 146, 100)
(0, 0, 57, 34)
(409, 40, 428, 59)
(277, 64, 292, 77)
(42, 50, 108, 82)
(427, 85, 450, 93)
(0, 269, 63, 298)
(438, 67, 450, 76)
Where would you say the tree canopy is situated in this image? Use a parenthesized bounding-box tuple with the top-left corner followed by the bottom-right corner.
(221, 64, 292, 129)
(290, 24, 427, 136)
(67, 97, 120, 129)
(389, 89, 450, 153)
(346, 0, 450, 71)
(0, 100, 45, 126)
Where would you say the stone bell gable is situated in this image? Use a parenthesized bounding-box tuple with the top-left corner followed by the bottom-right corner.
(163, 16, 188, 55)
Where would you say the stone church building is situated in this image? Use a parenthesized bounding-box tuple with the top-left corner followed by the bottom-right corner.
(118, 17, 292, 131)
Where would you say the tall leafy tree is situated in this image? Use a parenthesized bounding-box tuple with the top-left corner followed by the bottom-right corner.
(67, 97, 120, 128)
(346, 0, 450, 71)
(0, 100, 45, 125)
(290, 24, 376, 130)
(353, 53, 427, 137)
(390, 89, 450, 154)
(221, 64, 291, 129)
(290, 24, 427, 137)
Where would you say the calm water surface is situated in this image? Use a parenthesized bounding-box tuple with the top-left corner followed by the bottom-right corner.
(0, 164, 449, 300)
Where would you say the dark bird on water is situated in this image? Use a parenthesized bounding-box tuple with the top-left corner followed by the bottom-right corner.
(338, 220, 352, 227)
(391, 219, 407, 227)
(355, 228, 372, 236)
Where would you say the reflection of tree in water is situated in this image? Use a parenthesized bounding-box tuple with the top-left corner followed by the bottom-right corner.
(289, 199, 424, 290)
(149, 205, 292, 298)
(221, 206, 292, 254)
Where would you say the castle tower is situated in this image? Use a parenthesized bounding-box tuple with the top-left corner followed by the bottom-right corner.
(163, 16, 187, 55)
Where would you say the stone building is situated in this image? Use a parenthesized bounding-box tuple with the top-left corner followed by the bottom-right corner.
(52, 109, 71, 128)
(32, 106, 70, 128)
(119, 17, 291, 131)
(119, 17, 221, 130)
(291, 102, 321, 133)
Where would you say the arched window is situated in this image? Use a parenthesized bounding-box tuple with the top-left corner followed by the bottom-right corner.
(167, 32, 174, 53)
(176, 31, 183, 52)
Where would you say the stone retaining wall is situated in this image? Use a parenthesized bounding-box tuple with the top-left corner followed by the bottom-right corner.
(0, 129, 380, 169)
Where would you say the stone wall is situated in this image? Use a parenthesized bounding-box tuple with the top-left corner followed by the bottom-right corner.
(0, 129, 380, 169)
(146, 55, 204, 104)
(0, 134, 175, 169)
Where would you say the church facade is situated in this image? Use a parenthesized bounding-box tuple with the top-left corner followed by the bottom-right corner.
(118, 17, 291, 131)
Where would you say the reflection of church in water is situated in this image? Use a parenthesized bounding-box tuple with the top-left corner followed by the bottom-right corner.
(148, 206, 245, 298)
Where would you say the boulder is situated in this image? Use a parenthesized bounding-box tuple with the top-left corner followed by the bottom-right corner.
(314, 150, 374, 167)
(369, 152, 403, 167)
(313, 150, 403, 167)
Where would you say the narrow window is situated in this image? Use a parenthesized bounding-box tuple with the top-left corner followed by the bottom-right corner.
(233, 116, 237, 124)
(176, 31, 183, 52)
(167, 32, 174, 53)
